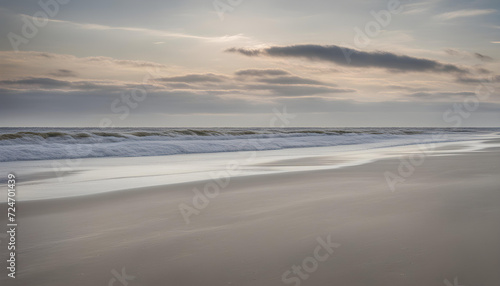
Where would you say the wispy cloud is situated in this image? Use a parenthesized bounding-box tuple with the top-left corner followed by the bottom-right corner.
(456, 75, 500, 84)
(435, 9, 497, 20)
(444, 49, 494, 62)
(0, 77, 152, 92)
(474, 52, 494, 62)
(0, 51, 168, 69)
(22, 14, 248, 43)
(402, 0, 438, 15)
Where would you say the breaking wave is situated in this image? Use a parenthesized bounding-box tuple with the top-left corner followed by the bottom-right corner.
(0, 127, 497, 162)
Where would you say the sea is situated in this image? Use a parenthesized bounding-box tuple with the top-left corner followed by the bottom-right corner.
(1, 127, 499, 162)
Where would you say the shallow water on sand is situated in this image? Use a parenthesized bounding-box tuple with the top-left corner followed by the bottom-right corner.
(1, 135, 497, 201)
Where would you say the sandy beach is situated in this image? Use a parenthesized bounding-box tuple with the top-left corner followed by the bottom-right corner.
(1, 138, 500, 286)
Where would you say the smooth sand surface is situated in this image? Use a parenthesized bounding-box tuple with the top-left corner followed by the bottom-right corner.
(1, 142, 500, 286)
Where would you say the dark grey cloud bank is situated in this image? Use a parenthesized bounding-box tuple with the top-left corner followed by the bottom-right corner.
(1, 89, 497, 116)
(226, 44, 470, 74)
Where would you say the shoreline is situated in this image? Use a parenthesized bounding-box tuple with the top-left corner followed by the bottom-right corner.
(1, 136, 499, 202)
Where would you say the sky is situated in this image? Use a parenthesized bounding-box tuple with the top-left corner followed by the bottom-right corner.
(0, 0, 499, 127)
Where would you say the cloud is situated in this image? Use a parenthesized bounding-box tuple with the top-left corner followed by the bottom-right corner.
(156, 70, 346, 96)
(84, 56, 167, 68)
(235, 70, 330, 86)
(444, 49, 461, 56)
(258, 76, 326, 85)
(385, 85, 431, 92)
(23, 16, 249, 43)
(401, 0, 437, 15)
(235, 69, 290, 77)
(0, 77, 153, 92)
(435, 9, 497, 20)
(159, 73, 227, 83)
(0, 77, 72, 89)
(246, 84, 355, 96)
(0, 51, 168, 69)
(3, 87, 500, 127)
(226, 44, 469, 74)
(456, 75, 500, 84)
(445, 49, 494, 62)
(162, 83, 197, 89)
(49, 69, 78, 77)
(0, 68, 353, 98)
(474, 53, 493, 62)
(226, 48, 262, 56)
(4, 89, 497, 120)
(408, 91, 476, 99)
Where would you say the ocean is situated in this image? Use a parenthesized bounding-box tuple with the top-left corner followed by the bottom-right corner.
(1, 127, 499, 162)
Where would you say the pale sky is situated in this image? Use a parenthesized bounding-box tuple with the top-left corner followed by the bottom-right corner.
(0, 0, 499, 127)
